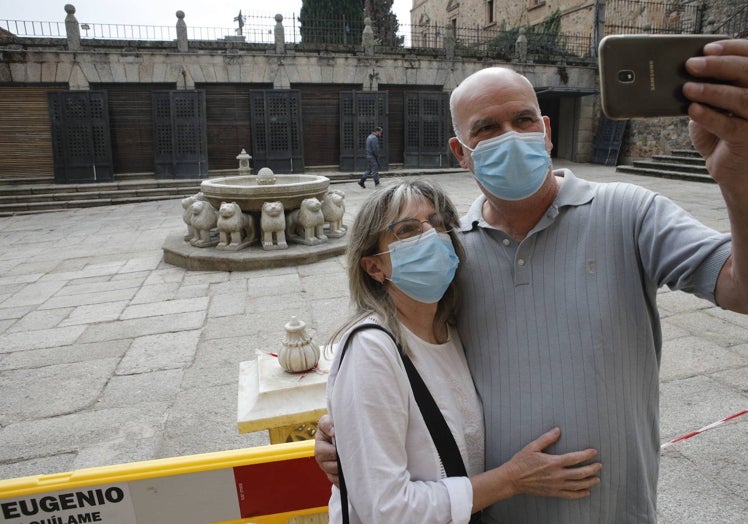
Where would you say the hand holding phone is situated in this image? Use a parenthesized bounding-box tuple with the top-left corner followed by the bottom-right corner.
(598, 34, 728, 119)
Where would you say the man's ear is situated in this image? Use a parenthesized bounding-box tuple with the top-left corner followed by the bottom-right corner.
(542, 116, 554, 153)
(360, 255, 386, 283)
(448, 137, 469, 170)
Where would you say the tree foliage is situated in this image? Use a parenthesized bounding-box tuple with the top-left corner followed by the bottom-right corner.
(299, 0, 365, 45)
(365, 0, 403, 47)
(486, 9, 571, 60)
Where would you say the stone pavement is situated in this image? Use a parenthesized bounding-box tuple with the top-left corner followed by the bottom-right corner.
(0, 161, 746, 523)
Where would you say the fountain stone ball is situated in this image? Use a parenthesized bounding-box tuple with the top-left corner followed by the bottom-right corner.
(200, 173, 330, 213)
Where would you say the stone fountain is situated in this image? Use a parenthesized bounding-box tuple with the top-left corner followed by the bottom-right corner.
(162, 159, 349, 271)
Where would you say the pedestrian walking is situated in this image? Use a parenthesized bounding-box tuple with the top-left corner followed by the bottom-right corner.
(358, 126, 383, 188)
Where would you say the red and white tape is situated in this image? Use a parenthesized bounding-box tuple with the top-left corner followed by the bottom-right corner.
(661, 409, 748, 449)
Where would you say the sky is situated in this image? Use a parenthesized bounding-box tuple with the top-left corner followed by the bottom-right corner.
(1, 1, 413, 29)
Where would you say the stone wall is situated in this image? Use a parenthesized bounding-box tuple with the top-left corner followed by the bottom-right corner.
(410, 0, 742, 39)
(0, 37, 596, 93)
(620, 117, 693, 163)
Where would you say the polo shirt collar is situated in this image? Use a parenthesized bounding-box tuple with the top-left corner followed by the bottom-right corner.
(459, 168, 595, 232)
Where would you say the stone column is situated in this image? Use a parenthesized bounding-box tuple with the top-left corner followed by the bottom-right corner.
(362, 17, 375, 56)
(274, 14, 285, 54)
(444, 27, 455, 59)
(515, 27, 528, 62)
(64, 4, 81, 51)
(176, 10, 188, 52)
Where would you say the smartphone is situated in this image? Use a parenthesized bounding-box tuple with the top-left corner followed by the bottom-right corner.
(598, 34, 728, 119)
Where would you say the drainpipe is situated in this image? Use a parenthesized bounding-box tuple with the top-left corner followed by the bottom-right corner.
(593, 0, 606, 57)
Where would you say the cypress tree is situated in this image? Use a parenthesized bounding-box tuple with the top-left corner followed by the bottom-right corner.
(366, 0, 403, 47)
(299, 0, 365, 45)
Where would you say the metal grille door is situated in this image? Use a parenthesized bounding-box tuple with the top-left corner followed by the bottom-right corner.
(592, 115, 627, 166)
(339, 91, 388, 171)
(48, 91, 113, 184)
(249, 90, 304, 174)
(404, 92, 452, 168)
(152, 90, 209, 178)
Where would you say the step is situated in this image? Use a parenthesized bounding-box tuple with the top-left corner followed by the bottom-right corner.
(0, 178, 205, 193)
(615, 165, 715, 183)
(0, 185, 200, 202)
(0, 179, 203, 196)
(0, 188, 201, 216)
(651, 154, 706, 166)
(670, 149, 703, 158)
(0, 194, 190, 215)
(114, 172, 160, 182)
(631, 160, 709, 175)
(0, 176, 55, 187)
(111, 194, 186, 205)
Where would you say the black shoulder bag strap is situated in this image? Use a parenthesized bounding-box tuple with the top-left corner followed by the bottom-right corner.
(334, 323, 481, 523)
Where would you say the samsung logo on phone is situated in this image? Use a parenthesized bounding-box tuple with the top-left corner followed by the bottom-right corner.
(649, 60, 656, 91)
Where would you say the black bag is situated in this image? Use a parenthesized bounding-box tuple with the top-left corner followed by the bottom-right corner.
(335, 324, 482, 523)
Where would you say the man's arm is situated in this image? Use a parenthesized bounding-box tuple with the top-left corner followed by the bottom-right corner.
(684, 39, 748, 312)
(315, 413, 339, 486)
(369, 134, 380, 162)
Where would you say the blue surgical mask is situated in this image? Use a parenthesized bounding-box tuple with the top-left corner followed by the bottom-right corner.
(378, 228, 459, 304)
(462, 129, 551, 201)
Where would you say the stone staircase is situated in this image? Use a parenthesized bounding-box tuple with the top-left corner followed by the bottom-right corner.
(0, 167, 463, 217)
(615, 149, 713, 183)
(0, 173, 206, 217)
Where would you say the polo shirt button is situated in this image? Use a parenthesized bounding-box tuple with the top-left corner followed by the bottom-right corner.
(502, 238, 511, 246)
(517, 259, 526, 266)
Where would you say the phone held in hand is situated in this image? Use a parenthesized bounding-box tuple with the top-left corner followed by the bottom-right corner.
(598, 34, 728, 119)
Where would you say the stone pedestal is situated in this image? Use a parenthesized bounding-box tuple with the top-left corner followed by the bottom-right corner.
(237, 349, 334, 444)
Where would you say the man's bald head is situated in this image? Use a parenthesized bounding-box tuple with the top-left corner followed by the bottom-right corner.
(450, 68, 540, 140)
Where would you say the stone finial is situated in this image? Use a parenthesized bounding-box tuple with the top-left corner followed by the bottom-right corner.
(176, 11, 188, 52)
(237, 148, 252, 175)
(362, 16, 375, 56)
(278, 317, 320, 373)
(64, 4, 81, 51)
(274, 14, 285, 54)
(515, 27, 528, 62)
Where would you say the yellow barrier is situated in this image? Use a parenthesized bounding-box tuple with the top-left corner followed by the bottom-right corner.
(0, 440, 330, 524)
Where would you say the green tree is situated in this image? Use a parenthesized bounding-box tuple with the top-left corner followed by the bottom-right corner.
(365, 0, 403, 47)
(299, 0, 364, 45)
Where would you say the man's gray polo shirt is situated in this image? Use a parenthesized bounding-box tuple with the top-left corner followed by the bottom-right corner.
(457, 169, 731, 523)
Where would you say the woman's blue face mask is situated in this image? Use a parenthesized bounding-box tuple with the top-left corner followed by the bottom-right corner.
(460, 127, 551, 201)
(377, 228, 459, 304)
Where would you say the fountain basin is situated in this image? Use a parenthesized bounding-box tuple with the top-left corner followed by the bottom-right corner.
(201, 174, 330, 212)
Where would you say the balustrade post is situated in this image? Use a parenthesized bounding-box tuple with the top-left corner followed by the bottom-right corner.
(176, 10, 188, 52)
(275, 14, 286, 54)
(444, 26, 455, 59)
(64, 4, 81, 51)
(362, 16, 375, 56)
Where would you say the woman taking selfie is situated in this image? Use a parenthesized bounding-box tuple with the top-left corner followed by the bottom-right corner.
(325, 179, 602, 523)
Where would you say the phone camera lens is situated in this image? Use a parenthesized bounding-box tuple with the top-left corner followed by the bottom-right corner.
(617, 70, 635, 83)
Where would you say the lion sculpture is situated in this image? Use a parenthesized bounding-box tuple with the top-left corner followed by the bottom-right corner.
(260, 201, 287, 250)
(322, 189, 347, 238)
(217, 201, 256, 250)
(286, 197, 327, 245)
(189, 200, 219, 247)
(181, 192, 206, 241)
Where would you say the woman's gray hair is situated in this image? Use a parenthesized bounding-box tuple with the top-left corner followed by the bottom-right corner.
(330, 178, 465, 354)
